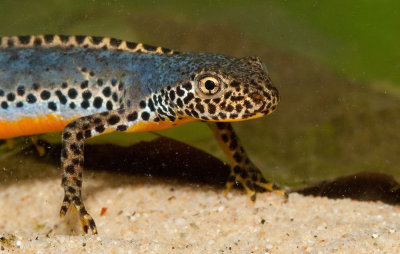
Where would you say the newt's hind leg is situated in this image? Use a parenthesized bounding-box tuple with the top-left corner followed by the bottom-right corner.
(207, 122, 287, 202)
(60, 109, 137, 234)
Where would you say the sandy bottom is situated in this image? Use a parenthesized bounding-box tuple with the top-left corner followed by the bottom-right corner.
(1, 170, 399, 254)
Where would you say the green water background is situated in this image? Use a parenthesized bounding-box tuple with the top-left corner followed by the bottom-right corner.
(0, 0, 399, 186)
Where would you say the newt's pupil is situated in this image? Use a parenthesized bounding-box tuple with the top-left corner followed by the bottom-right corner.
(205, 80, 215, 91)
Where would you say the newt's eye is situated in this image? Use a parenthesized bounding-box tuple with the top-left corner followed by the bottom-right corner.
(197, 76, 221, 95)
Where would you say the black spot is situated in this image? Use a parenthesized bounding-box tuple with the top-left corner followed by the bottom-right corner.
(167, 115, 176, 121)
(168, 107, 176, 116)
(183, 93, 194, 104)
(26, 93, 37, 103)
(80, 80, 89, 89)
(81, 100, 90, 109)
(169, 90, 176, 101)
(139, 100, 146, 109)
(176, 86, 185, 97)
(84, 130, 92, 138)
(1, 101, 8, 109)
(224, 91, 232, 99)
(116, 125, 128, 131)
(82, 90, 92, 100)
(93, 118, 102, 124)
(48, 101, 57, 111)
(18, 35, 30, 44)
(61, 82, 68, 89)
(126, 41, 137, 49)
(229, 138, 238, 150)
(81, 67, 87, 72)
(221, 134, 229, 143)
(230, 113, 238, 119)
(0, 90, 4, 96)
(111, 78, 117, 87)
(148, 99, 155, 112)
(190, 109, 199, 118)
(157, 108, 166, 116)
(88, 219, 96, 230)
(69, 143, 81, 155)
(118, 82, 124, 91)
(176, 98, 183, 108)
(63, 132, 72, 139)
(68, 88, 78, 99)
(244, 100, 252, 109)
(59, 35, 69, 42)
(76, 132, 83, 141)
(218, 112, 227, 119)
(7, 39, 14, 47)
(97, 79, 104, 86)
(95, 125, 105, 133)
(44, 34, 54, 43)
(235, 104, 243, 112)
(226, 104, 234, 112)
(16, 86, 25, 96)
(212, 98, 221, 104)
(102, 87, 111, 97)
(195, 103, 205, 113)
(152, 95, 158, 105)
(100, 111, 110, 116)
(32, 83, 40, 90)
(183, 83, 192, 91)
(75, 35, 85, 44)
(231, 95, 245, 102)
(55, 90, 67, 104)
(69, 102, 76, 109)
(106, 100, 113, 110)
(112, 92, 118, 102)
(34, 38, 42, 46)
(6, 93, 15, 102)
(161, 47, 172, 54)
(141, 111, 150, 121)
(208, 104, 216, 114)
(65, 164, 75, 174)
(93, 97, 103, 108)
(143, 44, 157, 51)
(216, 122, 226, 130)
(107, 115, 120, 125)
(127, 112, 138, 121)
(16, 101, 23, 107)
(81, 122, 89, 130)
(230, 81, 240, 87)
(110, 38, 122, 47)
(91, 36, 103, 45)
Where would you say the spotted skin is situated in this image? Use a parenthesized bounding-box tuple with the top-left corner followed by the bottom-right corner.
(0, 35, 281, 234)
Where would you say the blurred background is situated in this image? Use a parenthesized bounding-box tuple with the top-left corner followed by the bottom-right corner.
(0, 0, 399, 187)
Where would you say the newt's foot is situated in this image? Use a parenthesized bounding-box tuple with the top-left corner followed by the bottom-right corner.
(224, 164, 288, 202)
(60, 194, 97, 234)
(30, 136, 47, 156)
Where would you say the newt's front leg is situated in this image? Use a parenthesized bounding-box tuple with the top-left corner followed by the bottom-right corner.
(59, 109, 135, 234)
(208, 122, 286, 201)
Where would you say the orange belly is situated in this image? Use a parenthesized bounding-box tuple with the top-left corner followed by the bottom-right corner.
(0, 113, 196, 139)
(0, 114, 73, 139)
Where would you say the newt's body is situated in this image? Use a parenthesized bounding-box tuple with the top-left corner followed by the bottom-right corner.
(0, 35, 280, 234)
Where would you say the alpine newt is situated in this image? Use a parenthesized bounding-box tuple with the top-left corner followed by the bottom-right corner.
(0, 35, 281, 234)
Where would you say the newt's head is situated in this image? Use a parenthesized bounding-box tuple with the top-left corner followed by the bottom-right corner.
(170, 55, 279, 122)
